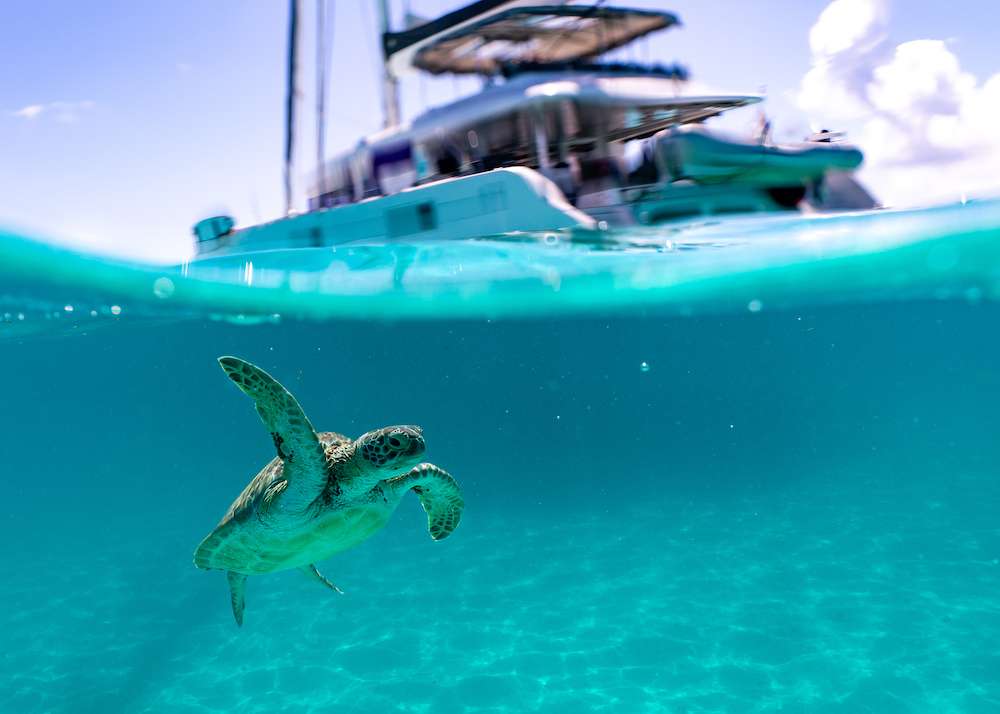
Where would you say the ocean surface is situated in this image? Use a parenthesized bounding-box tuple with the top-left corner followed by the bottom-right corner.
(2, 202, 999, 713)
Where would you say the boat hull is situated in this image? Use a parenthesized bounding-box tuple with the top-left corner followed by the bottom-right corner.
(196, 167, 595, 256)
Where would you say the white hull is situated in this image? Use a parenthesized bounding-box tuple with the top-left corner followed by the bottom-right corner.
(197, 167, 594, 256)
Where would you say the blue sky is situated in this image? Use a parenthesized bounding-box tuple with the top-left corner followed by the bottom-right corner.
(2, 0, 999, 261)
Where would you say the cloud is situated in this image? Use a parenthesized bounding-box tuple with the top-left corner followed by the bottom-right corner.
(10, 100, 96, 123)
(809, 0, 887, 58)
(13, 104, 45, 119)
(798, 0, 1000, 206)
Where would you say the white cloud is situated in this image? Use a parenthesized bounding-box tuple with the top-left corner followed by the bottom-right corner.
(798, 0, 1000, 206)
(13, 104, 45, 119)
(809, 0, 887, 58)
(10, 100, 96, 123)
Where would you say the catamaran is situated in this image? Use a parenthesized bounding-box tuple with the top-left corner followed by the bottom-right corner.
(193, 0, 876, 256)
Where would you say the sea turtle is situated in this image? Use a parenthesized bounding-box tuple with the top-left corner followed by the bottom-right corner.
(193, 356, 464, 626)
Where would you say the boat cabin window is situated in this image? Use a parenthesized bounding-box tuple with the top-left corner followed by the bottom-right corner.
(623, 138, 660, 185)
(435, 150, 461, 176)
(311, 187, 355, 210)
(373, 141, 417, 195)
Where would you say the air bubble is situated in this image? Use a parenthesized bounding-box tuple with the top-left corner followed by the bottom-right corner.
(640, 361, 651, 373)
(110, 305, 122, 316)
(153, 277, 175, 299)
(747, 299, 763, 313)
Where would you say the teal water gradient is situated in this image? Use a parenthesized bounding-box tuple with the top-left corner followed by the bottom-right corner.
(1, 206, 999, 713)
(3, 200, 1000, 323)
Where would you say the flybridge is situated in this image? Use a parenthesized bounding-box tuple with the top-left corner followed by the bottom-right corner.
(383, 2, 677, 77)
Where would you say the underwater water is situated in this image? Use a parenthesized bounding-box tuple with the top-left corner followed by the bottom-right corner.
(2, 202, 1000, 713)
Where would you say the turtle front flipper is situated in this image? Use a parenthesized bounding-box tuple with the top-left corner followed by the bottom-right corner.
(218, 356, 331, 511)
(387, 463, 464, 540)
(227, 571, 248, 626)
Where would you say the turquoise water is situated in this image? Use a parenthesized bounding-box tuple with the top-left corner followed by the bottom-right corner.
(2, 203, 1000, 713)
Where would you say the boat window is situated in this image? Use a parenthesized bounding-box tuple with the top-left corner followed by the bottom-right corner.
(624, 139, 660, 186)
(436, 150, 461, 176)
(373, 142, 417, 195)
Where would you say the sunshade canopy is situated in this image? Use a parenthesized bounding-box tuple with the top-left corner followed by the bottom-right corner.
(384, 4, 678, 76)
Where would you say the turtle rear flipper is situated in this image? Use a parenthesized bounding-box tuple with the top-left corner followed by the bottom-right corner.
(218, 356, 331, 510)
(300, 563, 344, 594)
(388, 463, 464, 540)
(227, 571, 247, 626)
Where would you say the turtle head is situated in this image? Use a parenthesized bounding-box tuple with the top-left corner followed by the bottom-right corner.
(356, 425, 425, 473)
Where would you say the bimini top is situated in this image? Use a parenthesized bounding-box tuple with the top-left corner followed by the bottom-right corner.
(384, 3, 678, 77)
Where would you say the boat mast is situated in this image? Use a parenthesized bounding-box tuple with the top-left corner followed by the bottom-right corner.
(378, 0, 402, 129)
(316, 0, 329, 199)
(283, 0, 301, 215)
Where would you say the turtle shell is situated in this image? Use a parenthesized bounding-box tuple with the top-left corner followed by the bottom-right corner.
(193, 431, 350, 571)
